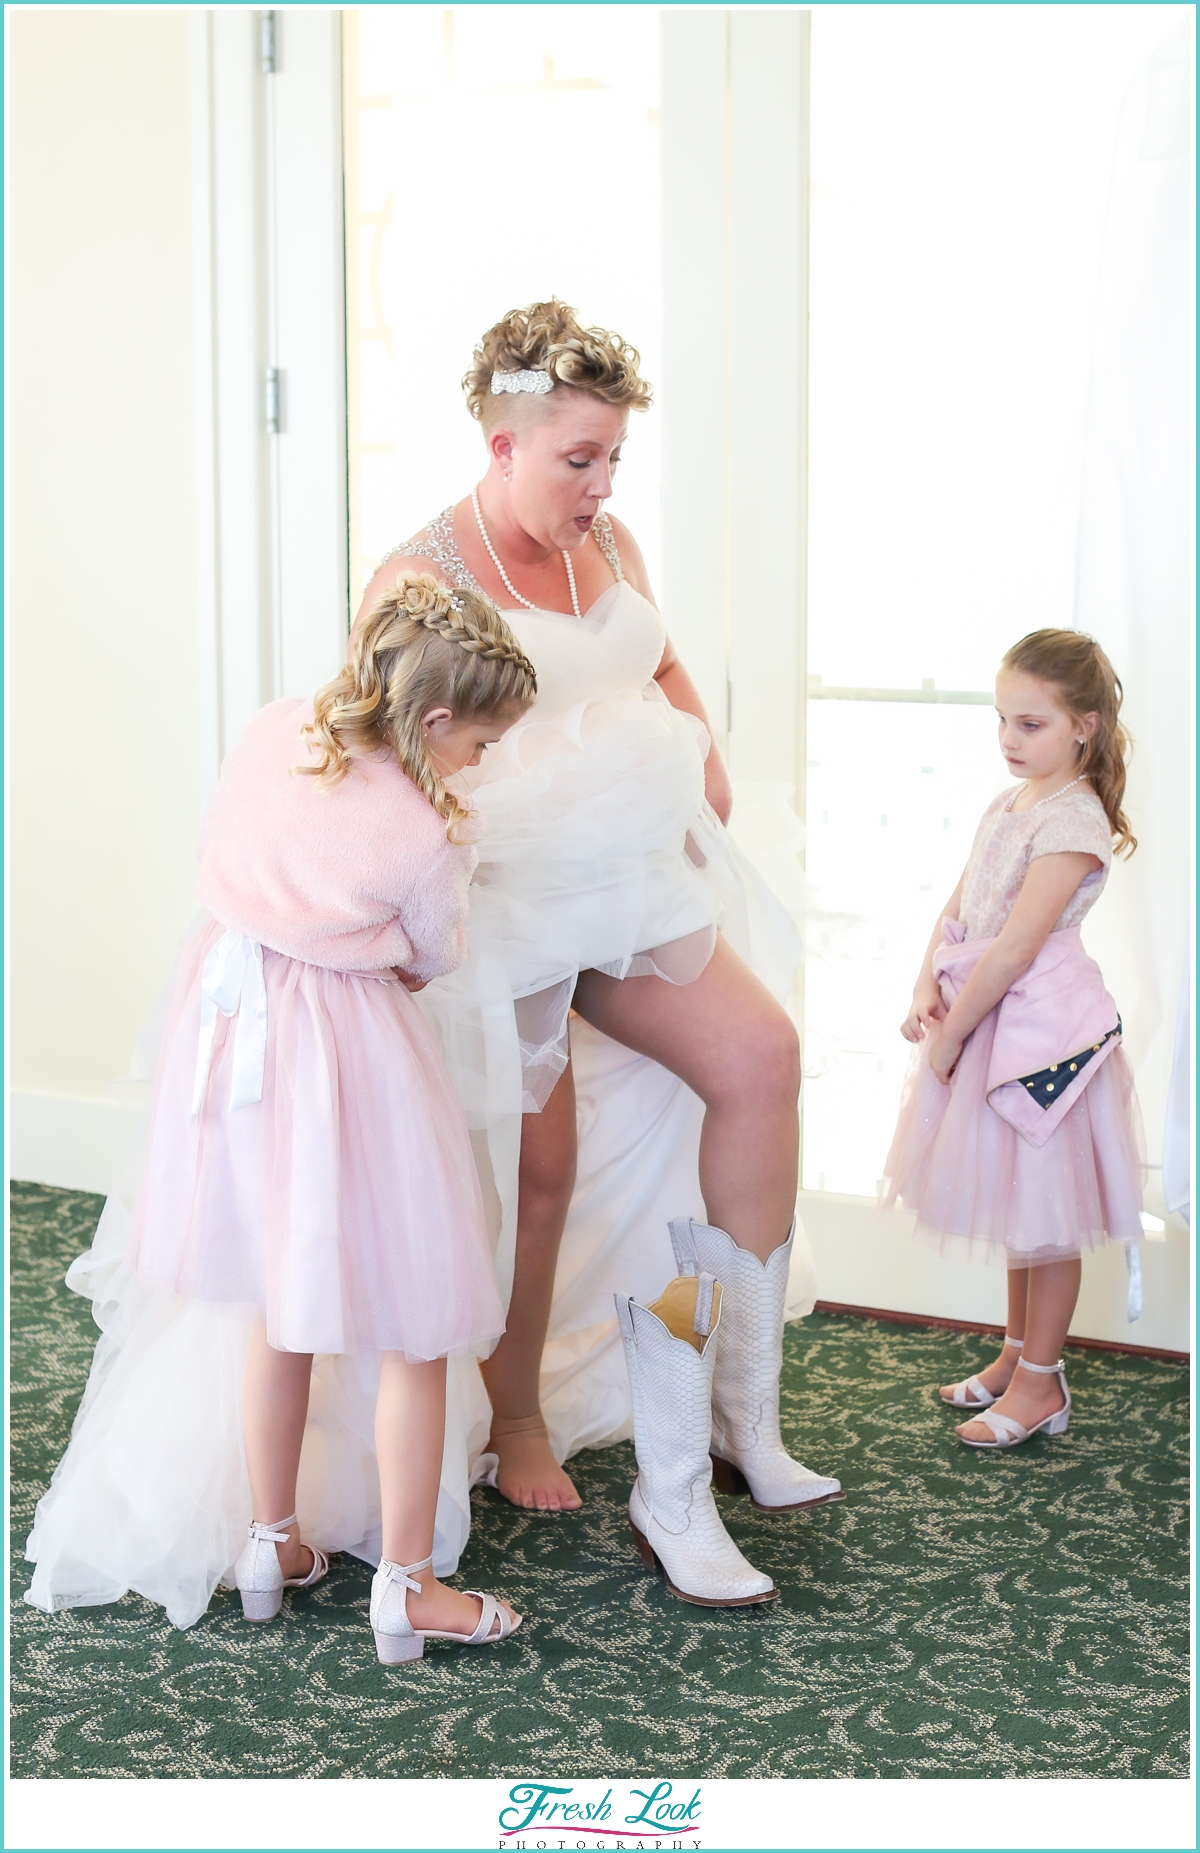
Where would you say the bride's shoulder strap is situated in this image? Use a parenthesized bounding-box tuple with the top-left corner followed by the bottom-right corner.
(382, 505, 486, 597)
(592, 511, 625, 583)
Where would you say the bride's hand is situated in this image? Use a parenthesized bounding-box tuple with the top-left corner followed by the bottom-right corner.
(704, 748, 733, 826)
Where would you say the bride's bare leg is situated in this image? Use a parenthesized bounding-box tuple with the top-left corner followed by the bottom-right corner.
(479, 1062, 583, 1510)
(573, 937, 800, 1259)
(482, 938, 797, 1507)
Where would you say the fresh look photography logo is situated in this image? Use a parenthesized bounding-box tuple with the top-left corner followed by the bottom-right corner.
(498, 1780, 702, 1847)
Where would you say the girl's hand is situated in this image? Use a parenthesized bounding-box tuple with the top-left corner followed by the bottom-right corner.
(927, 1024, 962, 1085)
(394, 968, 427, 993)
(901, 979, 945, 1043)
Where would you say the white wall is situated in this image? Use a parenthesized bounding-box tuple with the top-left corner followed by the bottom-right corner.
(801, 1192, 1190, 1356)
(9, 9, 349, 1197)
(9, 10, 205, 1186)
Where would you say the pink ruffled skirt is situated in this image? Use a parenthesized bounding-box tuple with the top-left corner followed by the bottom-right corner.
(881, 1006, 1144, 1268)
(131, 918, 504, 1356)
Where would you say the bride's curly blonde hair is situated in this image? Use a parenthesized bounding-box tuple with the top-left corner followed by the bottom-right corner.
(464, 299, 652, 430)
(297, 574, 537, 837)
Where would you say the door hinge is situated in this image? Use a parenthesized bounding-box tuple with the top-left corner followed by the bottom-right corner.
(261, 10, 277, 75)
(265, 367, 282, 435)
(726, 675, 734, 737)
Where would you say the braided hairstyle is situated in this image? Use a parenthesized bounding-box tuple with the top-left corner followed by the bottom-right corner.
(464, 300, 652, 430)
(297, 574, 537, 836)
(1002, 628, 1137, 857)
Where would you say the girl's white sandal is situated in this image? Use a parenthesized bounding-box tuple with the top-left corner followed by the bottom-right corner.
(941, 1335, 1023, 1409)
(955, 1357, 1071, 1450)
(233, 1513, 329, 1620)
(369, 1555, 522, 1665)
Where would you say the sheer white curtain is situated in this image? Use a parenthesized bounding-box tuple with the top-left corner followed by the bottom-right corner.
(1072, 23, 1193, 1244)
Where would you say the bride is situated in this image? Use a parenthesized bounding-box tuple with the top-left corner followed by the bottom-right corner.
(362, 301, 842, 1601)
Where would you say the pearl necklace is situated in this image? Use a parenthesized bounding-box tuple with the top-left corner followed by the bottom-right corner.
(471, 487, 581, 619)
(1011, 773, 1087, 812)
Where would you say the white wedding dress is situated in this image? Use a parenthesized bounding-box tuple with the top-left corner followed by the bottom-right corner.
(24, 510, 816, 1630)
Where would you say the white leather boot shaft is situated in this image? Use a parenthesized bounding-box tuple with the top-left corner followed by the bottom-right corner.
(670, 1217, 842, 1511)
(616, 1275, 775, 1605)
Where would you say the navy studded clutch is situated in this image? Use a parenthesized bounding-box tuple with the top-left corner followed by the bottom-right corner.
(1018, 1019, 1122, 1111)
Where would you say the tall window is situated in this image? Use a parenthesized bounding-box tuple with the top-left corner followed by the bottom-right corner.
(343, 5, 662, 599)
(802, 3, 1185, 1196)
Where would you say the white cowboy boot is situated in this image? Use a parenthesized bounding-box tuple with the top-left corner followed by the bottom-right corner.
(615, 1271, 777, 1608)
(670, 1217, 844, 1514)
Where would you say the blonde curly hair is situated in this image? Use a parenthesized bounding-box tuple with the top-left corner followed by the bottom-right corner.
(464, 299, 652, 431)
(297, 574, 537, 836)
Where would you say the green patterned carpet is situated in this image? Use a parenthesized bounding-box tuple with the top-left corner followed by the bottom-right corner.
(9, 1181, 1191, 1779)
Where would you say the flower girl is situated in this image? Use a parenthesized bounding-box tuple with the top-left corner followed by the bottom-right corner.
(27, 574, 536, 1662)
(882, 629, 1143, 1450)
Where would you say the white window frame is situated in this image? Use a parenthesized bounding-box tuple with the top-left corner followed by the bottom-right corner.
(661, 8, 810, 806)
(191, 5, 348, 781)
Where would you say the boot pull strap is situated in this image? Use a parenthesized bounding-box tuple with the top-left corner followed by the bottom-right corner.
(615, 1294, 636, 1340)
(693, 1272, 716, 1338)
(669, 1217, 698, 1274)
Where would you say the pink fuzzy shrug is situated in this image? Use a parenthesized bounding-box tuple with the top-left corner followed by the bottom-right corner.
(198, 698, 477, 979)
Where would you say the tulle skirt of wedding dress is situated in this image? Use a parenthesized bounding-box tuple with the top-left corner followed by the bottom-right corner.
(414, 745, 820, 1466)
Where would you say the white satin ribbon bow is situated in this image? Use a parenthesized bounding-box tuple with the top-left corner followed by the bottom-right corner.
(190, 930, 268, 1118)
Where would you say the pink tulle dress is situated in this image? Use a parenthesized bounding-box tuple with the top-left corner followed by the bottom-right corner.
(881, 784, 1143, 1267)
(130, 698, 505, 1359)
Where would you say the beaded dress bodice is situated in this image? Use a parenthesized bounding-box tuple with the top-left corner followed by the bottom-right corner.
(386, 506, 624, 600)
(385, 509, 665, 720)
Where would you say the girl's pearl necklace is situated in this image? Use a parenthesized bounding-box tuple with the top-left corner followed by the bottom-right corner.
(471, 487, 581, 619)
(1012, 773, 1088, 812)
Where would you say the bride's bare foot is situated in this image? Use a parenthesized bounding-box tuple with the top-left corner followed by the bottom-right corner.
(487, 1414, 582, 1511)
(939, 1342, 1021, 1405)
(406, 1573, 520, 1638)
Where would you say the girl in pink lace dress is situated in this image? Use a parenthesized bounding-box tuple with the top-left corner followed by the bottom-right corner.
(882, 630, 1142, 1452)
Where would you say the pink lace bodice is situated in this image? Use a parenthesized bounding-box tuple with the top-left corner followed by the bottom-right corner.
(959, 785, 1113, 940)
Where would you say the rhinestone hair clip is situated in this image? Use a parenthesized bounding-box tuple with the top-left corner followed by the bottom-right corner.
(490, 368, 553, 396)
